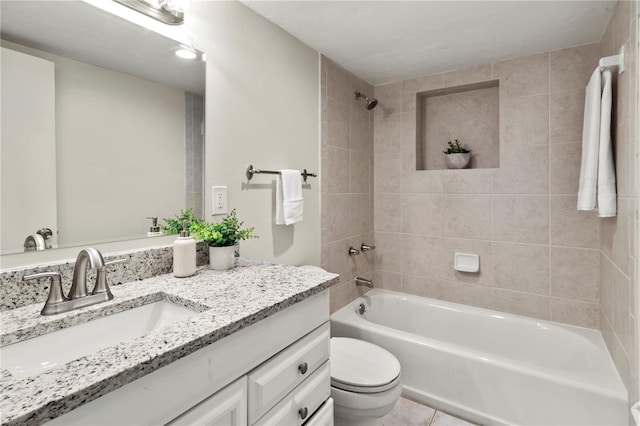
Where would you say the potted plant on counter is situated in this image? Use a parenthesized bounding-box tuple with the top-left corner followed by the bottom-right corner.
(190, 209, 256, 270)
(443, 139, 472, 169)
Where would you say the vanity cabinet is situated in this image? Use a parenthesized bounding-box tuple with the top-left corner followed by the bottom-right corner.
(46, 291, 331, 426)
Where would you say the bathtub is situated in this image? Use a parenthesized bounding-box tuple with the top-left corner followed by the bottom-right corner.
(330, 289, 628, 425)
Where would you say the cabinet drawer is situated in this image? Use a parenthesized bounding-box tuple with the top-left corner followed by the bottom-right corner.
(248, 322, 329, 423)
(305, 398, 334, 426)
(254, 361, 330, 426)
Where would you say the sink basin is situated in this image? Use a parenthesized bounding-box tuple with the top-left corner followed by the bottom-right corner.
(1, 300, 197, 379)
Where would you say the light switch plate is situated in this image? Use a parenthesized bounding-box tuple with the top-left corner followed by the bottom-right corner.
(212, 186, 228, 215)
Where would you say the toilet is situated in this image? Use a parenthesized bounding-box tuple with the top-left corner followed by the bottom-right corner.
(330, 337, 402, 426)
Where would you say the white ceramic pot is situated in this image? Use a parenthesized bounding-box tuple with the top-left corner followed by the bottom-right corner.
(445, 152, 471, 169)
(209, 245, 236, 270)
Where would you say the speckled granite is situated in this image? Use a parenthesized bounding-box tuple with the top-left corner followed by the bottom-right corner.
(0, 259, 338, 425)
(0, 243, 210, 311)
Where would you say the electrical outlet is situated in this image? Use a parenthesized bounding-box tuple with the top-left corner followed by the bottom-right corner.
(212, 186, 228, 215)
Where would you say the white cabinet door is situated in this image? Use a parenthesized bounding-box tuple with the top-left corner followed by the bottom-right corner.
(168, 377, 248, 426)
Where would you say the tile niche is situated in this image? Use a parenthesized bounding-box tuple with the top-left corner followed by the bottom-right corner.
(416, 80, 500, 170)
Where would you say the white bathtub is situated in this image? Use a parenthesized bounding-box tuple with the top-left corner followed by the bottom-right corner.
(330, 289, 628, 425)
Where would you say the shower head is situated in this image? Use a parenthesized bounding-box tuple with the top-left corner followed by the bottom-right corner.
(355, 91, 378, 110)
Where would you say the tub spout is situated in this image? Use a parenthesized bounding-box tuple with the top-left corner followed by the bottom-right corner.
(355, 276, 373, 288)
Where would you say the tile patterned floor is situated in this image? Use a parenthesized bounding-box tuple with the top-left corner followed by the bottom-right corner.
(381, 397, 478, 426)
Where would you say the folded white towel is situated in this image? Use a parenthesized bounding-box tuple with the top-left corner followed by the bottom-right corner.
(577, 68, 616, 217)
(276, 169, 304, 225)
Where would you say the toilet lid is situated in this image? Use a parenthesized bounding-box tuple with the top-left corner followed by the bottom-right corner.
(330, 337, 401, 393)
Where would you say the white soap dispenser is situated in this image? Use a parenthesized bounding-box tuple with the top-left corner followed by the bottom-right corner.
(173, 220, 196, 278)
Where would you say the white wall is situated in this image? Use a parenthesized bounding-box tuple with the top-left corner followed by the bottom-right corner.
(1, 47, 57, 254)
(185, 1, 321, 266)
(2, 41, 186, 248)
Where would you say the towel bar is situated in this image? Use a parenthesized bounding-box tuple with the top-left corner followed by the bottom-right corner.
(599, 45, 625, 74)
(246, 164, 317, 182)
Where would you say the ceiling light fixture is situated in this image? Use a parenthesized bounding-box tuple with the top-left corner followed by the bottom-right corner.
(112, 0, 189, 25)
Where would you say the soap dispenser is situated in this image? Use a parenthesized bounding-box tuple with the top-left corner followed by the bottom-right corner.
(173, 220, 196, 278)
(146, 217, 163, 237)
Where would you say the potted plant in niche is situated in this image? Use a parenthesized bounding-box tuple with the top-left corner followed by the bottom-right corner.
(190, 209, 256, 270)
(443, 139, 472, 169)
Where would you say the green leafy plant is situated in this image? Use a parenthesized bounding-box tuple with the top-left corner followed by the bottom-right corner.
(190, 209, 257, 247)
(443, 139, 470, 154)
(161, 208, 200, 235)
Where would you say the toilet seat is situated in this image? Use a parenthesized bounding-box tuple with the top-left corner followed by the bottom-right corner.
(330, 337, 401, 394)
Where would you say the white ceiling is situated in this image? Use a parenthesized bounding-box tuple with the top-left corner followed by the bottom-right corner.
(242, 0, 616, 85)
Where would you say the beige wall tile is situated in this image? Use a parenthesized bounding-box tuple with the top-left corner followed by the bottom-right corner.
(327, 97, 350, 149)
(327, 194, 350, 242)
(492, 195, 549, 244)
(325, 59, 352, 106)
(612, 0, 631, 49)
(350, 151, 370, 194)
(549, 43, 599, 92)
(320, 121, 327, 159)
(492, 289, 551, 320)
(320, 227, 327, 267)
(402, 73, 444, 112)
(374, 113, 402, 154)
(442, 169, 493, 194)
(443, 238, 493, 286)
(550, 247, 599, 303)
(616, 122, 631, 198)
(550, 196, 600, 248)
(402, 234, 444, 278)
(330, 281, 353, 313)
(601, 254, 615, 324)
(550, 143, 581, 194)
(402, 169, 444, 194)
(401, 274, 428, 297)
(351, 194, 371, 237)
(402, 193, 444, 236)
(374, 194, 402, 232)
(612, 198, 631, 276)
(402, 112, 416, 149)
(443, 64, 493, 87)
(327, 146, 350, 194)
(327, 238, 351, 284)
(374, 232, 402, 272)
(613, 266, 631, 355)
(374, 82, 402, 117)
(493, 242, 550, 295)
(550, 298, 599, 328)
(444, 195, 492, 239)
(500, 94, 549, 146)
(439, 280, 493, 310)
(549, 90, 585, 144)
(374, 269, 402, 292)
(374, 152, 402, 193)
(492, 145, 549, 194)
(350, 109, 370, 154)
(493, 52, 549, 97)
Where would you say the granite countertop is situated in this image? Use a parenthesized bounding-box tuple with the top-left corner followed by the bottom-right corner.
(0, 259, 338, 425)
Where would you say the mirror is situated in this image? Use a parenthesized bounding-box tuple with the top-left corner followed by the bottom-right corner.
(0, 1, 205, 256)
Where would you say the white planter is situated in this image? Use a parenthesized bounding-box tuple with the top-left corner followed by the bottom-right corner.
(445, 152, 471, 169)
(209, 245, 236, 270)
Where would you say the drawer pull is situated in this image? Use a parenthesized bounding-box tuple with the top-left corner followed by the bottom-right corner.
(298, 362, 308, 374)
(298, 407, 308, 420)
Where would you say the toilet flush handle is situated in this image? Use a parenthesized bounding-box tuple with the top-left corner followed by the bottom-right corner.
(298, 362, 308, 374)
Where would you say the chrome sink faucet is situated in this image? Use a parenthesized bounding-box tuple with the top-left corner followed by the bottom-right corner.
(23, 248, 123, 315)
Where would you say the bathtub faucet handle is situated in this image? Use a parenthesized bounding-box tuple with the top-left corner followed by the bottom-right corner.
(361, 243, 376, 251)
(348, 246, 360, 256)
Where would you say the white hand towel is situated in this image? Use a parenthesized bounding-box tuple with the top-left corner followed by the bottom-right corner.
(577, 68, 617, 217)
(596, 69, 616, 217)
(275, 169, 304, 225)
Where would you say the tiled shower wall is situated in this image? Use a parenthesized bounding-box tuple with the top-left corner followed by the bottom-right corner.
(599, 0, 639, 406)
(320, 56, 376, 313)
(185, 92, 204, 218)
(372, 43, 605, 328)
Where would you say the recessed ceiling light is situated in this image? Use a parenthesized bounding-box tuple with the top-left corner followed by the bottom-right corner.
(175, 48, 197, 60)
